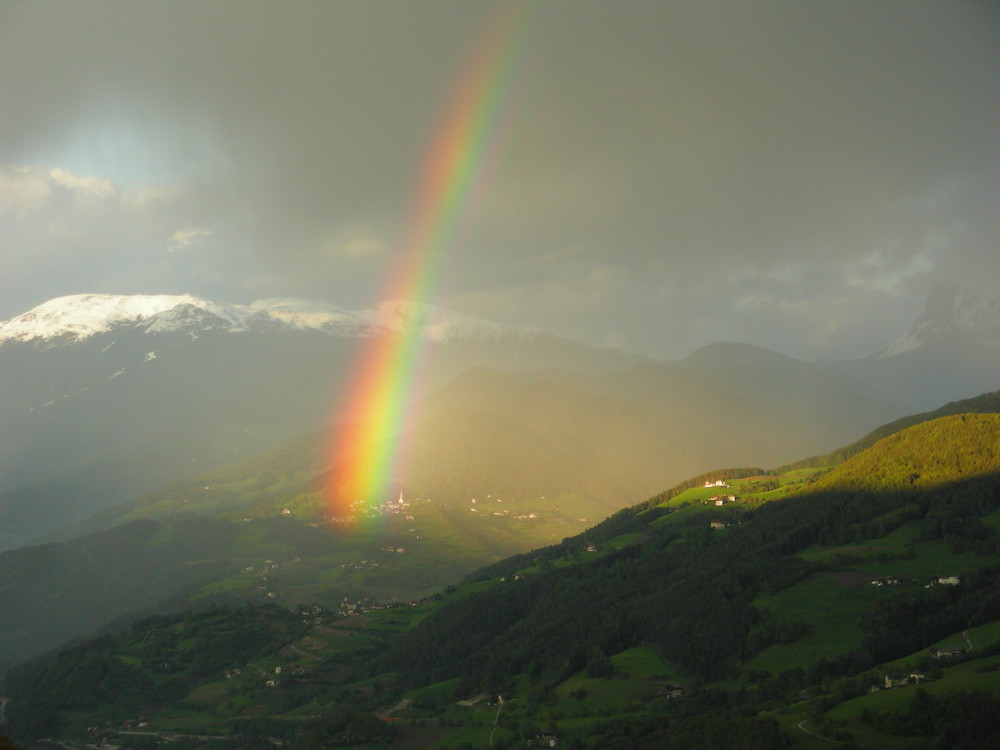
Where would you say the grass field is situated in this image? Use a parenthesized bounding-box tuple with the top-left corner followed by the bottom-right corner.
(610, 644, 681, 680)
(744, 574, 878, 673)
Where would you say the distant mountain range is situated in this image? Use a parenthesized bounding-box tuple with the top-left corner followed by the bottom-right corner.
(1, 285, 998, 551)
(0, 293, 537, 345)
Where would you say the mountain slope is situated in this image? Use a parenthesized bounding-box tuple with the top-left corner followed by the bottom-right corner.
(79, 362, 905, 536)
(366, 414, 1000, 748)
(676, 341, 906, 451)
(4, 413, 999, 748)
(776, 387, 1000, 471)
(823, 283, 1000, 410)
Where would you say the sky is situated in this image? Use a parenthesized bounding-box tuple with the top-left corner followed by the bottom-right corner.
(1, 0, 998, 361)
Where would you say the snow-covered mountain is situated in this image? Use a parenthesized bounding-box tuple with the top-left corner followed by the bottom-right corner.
(806, 283, 1000, 414)
(877, 284, 1000, 359)
(0, 293, 533, 345)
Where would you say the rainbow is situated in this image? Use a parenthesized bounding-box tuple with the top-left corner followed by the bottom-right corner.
(326, 3, 532, 519)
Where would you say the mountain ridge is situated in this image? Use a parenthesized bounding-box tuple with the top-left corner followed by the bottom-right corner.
(0, 293, 538, 345)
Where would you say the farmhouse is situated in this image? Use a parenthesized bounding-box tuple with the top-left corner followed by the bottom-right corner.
(884, 672, 910, 689)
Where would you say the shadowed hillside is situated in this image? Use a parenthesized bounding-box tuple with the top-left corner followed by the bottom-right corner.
(4, 413, 998, 748)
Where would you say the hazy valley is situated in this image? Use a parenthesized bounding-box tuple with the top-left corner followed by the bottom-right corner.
(4, 286, 997, 552)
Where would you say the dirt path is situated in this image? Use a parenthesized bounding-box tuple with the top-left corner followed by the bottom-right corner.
(490, 701, 504, 748)
(378, 697, 411, 720)
(797, 719, 835, 743)
(286, 643, 321, 661)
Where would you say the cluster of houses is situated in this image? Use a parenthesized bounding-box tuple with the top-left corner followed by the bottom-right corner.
(709, 494, 737, 506)
(242, 556, 304, 599)
(873, 640, 969, 692)
(879, 671, 926, 690)
(386, 492, 414, 513)
(704, 480, 731, 488)
(927, 575, 960, 587)
(468, 494, 548, 520)
(870, 575, 961, 588)
(329, 491, 423, 523)
(660, 683, 685, 698)
(341, 558, 390, 571)
(469, 505, 513, 517)
(869, 576, 912, 587)
(333, 596, 422, 618)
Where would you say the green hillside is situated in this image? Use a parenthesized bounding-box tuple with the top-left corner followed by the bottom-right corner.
(0, 482, 600, 672)
(4, 413, 998, 748)
(776, 388, 1000, 472)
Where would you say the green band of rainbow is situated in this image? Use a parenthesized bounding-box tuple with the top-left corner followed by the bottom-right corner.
(327, 3, 532, 519)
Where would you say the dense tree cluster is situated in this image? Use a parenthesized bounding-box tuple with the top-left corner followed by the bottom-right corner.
(862, 689, 1000, 748)
(385, 416, 1000, 695)
(590, 712, 789, 750)
(0, 605, 305, 739)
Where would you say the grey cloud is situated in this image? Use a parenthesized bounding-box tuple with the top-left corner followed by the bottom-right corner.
(1, 1, 998, 358)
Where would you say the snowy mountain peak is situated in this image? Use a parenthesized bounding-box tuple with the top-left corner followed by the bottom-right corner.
(877, 284, 1000, 358)
(0, 294, 532, 345)
(0, 294, 214, 343)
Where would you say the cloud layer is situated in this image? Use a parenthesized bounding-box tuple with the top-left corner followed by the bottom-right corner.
(1, 0, 998, 359)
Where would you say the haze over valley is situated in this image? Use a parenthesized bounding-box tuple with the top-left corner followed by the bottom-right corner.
(2, 284, 998, 553)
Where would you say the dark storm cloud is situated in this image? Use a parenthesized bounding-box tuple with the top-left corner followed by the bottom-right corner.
(1, 1, 998, 358)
